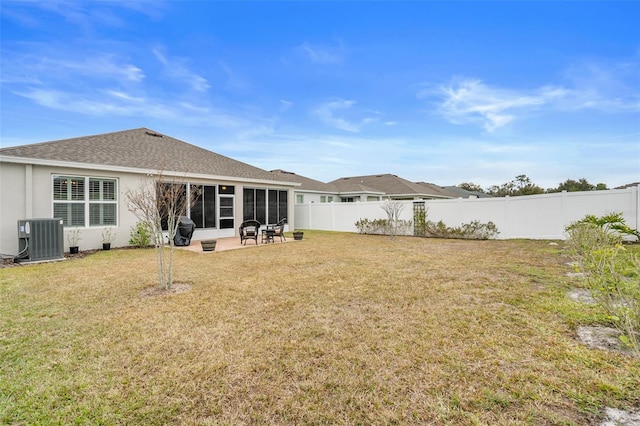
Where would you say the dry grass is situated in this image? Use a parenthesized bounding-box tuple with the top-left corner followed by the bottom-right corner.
(1, 231, 639, 425)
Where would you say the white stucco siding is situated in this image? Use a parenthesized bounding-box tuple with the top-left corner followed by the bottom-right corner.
(0, 160, 298, 255)
(0, 162, 27, 256)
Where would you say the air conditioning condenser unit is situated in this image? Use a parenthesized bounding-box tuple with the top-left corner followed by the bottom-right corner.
(16, 219, 65, 263)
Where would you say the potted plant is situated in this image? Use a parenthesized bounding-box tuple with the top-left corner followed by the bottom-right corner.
(102, 228, 116, 250)
(66, 228, 81, 254)
(201, 239, 217, 252)
(292, 230, 304, 240)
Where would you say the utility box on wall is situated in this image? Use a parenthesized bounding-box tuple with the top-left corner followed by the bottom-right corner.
(16, 219, 64, 263)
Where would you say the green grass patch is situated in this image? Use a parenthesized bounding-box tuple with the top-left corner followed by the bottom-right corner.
(1, 232, 638, 425)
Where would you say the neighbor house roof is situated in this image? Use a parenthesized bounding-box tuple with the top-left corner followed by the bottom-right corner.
(0, 128, 292, 184)
(329, 174, 453, 199)
(439, 185, 491, 198)
(270, 169, 338, 193)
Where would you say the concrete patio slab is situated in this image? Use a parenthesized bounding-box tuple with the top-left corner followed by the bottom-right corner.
(178, 235, 294, 253)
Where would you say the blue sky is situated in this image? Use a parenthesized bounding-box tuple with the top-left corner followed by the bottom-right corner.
(1, 1, 639, 189)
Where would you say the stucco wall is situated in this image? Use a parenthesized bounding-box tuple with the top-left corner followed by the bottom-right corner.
(0, 162, 296, 256)
(0, 162, 27, 256)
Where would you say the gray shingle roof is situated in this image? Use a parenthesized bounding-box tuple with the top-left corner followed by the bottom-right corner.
(329, 174, 452, 198)
(270, 170, 337, 192)
(0, 127, 283, 182)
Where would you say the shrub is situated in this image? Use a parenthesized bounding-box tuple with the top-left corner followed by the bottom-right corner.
(566, 215, 640, 355)
(568, 212, 640, 241)
(355, 218, 412, 236)
(582, 244, 640, 355)
(423, 219, 499, 240)
(564, 222, 622, 260)
(129, 221, 153, 247)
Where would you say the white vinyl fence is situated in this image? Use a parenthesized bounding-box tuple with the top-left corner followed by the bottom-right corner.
(294, 186, 640, 240)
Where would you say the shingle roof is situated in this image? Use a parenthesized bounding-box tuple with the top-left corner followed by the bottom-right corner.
(329, 174, 452, 198)
(441, 185, 492, 198)
(270, 170, 337, 192)
(0, 127, 283, 182)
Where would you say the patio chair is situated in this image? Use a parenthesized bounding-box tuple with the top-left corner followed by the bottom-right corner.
(239, 220, 261, 245)
(272, 217, 287, 242)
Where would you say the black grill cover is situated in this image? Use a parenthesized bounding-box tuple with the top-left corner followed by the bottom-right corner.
(174, 216, 195, 246)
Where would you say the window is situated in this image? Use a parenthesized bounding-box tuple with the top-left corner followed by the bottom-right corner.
(341, 197, 355, 203)
(328, 196, 333, 202)
(244, 188, 288, 224)
(296, 194, 304, 204)
(53, 176, 117, 226)
(89, 178, 117, 226)
(268, 189, 288, 223)
(243, 188, 265, 223)
(191, 185, 217, 228)
(320, 196, 326, 203)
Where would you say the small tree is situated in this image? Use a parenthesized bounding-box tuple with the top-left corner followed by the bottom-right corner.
(381, 199, 405, 238)
(126, 171, 200, 290)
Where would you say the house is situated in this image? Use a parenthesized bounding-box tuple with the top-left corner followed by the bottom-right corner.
(0, 128, 298, 255)
(328, 174, 456, 202)
(270, 169, 340, 204)
(440, 185, 492, 198)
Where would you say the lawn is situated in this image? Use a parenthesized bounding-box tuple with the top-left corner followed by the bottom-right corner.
(1, 231, 638, 425)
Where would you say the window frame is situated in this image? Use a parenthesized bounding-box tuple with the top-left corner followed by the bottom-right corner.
(53, 175, 118, 227)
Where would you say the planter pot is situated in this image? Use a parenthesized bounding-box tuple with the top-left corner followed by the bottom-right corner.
(70, 246, 79, 254)
(293, 232, 304, 241)
(201, 240, 217, 252)
(102, 243, 111, 251)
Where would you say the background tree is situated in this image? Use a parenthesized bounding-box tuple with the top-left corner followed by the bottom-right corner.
(458, 182, 485, 193)
(487, 175, 544, 197)
(547, 178, 608, 193)
(126, 171, 200, 290)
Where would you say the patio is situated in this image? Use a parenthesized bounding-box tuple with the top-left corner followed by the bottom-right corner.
(178, 235, 296, 253)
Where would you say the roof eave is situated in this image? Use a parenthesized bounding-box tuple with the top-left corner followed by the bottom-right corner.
(0, 155, 300, 187)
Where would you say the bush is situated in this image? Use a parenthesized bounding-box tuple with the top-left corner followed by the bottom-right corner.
(566, 215, 640, 355)
(423, 219, 499, 240)
(356, 216, 498, 240)
(582, 245, 640, 355)
(568, 212, 640, 241)
(565, 222, 622, 260)
(355, 218, 412, 236)
(129, 221, 153, 247)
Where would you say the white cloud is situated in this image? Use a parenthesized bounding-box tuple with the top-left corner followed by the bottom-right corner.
(312, 99, 377, 133)
(6, 52, 145, 83)
(560, 60, 640, 112)
(424, 78, 567, 132)
(279, 100, 293, 112)
(14, 88, 247, 128)
(152, 47, 210, 92)
(297, 41, 344, 65)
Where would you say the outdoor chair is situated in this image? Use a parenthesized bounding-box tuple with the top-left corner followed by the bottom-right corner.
(272, 217, 287, 242)
(239, 220, 261, 245)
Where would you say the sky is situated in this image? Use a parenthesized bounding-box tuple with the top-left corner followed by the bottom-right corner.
(1, 1, 639, 190)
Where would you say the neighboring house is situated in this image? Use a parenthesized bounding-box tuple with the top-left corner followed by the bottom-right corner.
(329, 174, 456, 202)
(0, 128, 298, 255)
(615, 182, 640, 190)
(440, 185, 492, 198)
(270, 169, 339, 204)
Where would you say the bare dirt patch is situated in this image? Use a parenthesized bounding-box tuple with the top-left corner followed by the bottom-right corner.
(568, 288, 597, 304)
(598, 407, 640, 426)
(577, 326, 636, 357)
(140, 282, 192, 298)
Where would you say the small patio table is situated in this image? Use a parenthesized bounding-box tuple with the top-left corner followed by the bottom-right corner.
(262, 226, 276, 243)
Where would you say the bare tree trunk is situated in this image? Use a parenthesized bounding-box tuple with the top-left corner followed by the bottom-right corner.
(126, 170, 200, 291)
